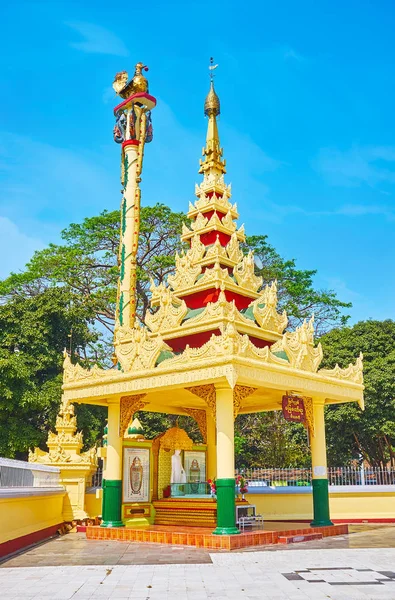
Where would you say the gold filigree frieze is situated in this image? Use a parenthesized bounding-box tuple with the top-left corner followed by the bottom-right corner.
(182, 407, 208, 443)
(233, 385, 257, 419)
(120, 394, 147, 437)
(145, 286, 187, 333)
(271, 317, 323, 372)
(159, 324, 289, 369)
(318, 353, 363, 385)
(186, 384, 216, 421)
(251, 281, 288, 334)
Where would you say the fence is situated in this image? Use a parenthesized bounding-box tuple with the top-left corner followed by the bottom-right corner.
(0, 457, 61, 488)
(236, 467, 395, 486)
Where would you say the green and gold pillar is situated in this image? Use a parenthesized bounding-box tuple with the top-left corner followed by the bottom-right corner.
(101, 400, 124, 527)
(213, 384, 239, 535)
(310, 399, 333, 527)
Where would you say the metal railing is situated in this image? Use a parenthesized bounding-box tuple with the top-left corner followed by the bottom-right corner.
(0, 457, 61, 488)
(91, 467, 103, 488)
(236, 466, 395, 486)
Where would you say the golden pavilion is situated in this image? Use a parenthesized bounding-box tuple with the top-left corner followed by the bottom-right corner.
(60, 62, 364, 535)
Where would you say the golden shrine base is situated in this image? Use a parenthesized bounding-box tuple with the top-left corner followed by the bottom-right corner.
(86, 523, 348, 550)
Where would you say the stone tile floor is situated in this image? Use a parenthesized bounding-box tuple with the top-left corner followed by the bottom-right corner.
(1, 526, 395, 599)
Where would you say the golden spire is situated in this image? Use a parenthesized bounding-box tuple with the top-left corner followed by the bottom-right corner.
(199, 58, 226, 176)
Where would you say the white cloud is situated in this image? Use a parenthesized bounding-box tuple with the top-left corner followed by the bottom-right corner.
(65, 21, 129, 56)
(313, 144, 395, 188)
(0, 217, 43, 279)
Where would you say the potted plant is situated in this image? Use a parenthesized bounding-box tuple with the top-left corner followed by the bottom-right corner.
(207, 478, 217, 497)
(236, 474, 248, 501)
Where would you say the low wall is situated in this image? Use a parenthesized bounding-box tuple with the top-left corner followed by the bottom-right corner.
(0, 488, 65, 557)
(248, 485, 395, 522)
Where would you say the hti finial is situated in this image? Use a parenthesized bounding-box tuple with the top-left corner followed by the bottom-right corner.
(209, 57, 218, 81)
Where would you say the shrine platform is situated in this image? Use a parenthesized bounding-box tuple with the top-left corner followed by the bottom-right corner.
(86, 522, 348, 550)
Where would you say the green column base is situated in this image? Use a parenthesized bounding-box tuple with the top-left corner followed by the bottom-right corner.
(101, 479, 124, 527)
(213, 478, 240, 536)
(310, 478, 333, 527)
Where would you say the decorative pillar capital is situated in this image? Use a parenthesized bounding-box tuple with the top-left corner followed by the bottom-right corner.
(186, 384, 216, 422)
(119, 394, 147, 437)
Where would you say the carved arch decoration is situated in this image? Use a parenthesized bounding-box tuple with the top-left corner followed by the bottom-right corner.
(233, 385, 258, 420)
(303, 396, 315, 437)
(185, 384, 216, 422)
(182, 407, 208, 443)
(119, 394, 147, 437)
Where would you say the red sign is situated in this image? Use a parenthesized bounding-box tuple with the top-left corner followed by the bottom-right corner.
(282, 395, 306, 423)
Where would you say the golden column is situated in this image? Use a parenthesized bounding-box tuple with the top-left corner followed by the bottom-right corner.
(206, 412, 217, 481)
(213, 383, 239, 535)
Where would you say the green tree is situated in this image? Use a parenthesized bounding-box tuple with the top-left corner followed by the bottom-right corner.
(320, 320, 395, 467)
(235, 412, 310, 469)
(0, 287, 101, 457)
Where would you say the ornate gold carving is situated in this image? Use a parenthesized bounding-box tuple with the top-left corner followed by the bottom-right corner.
(183, 407, 208, 443)
(185, 289, 252, 328)
(63, 351, 109, 384)
(233, 251, 263, 292)
(29, 396, 97, 467)
(233, 385, 257, 419)
(192, 212, 209, 231)
(251, 281, 288, 333)
(167, 253, 202, 291)
(318, 353, 363, 384)
(120, 394, 147, 437)
(145, 286, 187, 333)
(114, 324, 171, 372)
(271, 317, 323, 372)
(303, 396, 315, 437)
(186, 384, 216, 421)
(198, 261, 234, 287)
(226, 233, 244, 264)
(221, 210, 237, 232)
(187, 234, 206, 263)
(160, 426, 193, 450)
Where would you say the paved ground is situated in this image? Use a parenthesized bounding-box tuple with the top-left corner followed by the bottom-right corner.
(1, 526, 395, 599)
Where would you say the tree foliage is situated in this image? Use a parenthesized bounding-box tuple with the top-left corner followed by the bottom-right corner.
(320, 320, 395, 467)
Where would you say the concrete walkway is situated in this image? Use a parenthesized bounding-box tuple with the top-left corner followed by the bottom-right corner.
(1, 526, 395, 599)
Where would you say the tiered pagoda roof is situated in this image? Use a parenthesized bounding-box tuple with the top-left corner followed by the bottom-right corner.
(146, 80, 287, 354)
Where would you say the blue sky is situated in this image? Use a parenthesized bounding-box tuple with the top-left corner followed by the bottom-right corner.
(0, 0, 394, 324)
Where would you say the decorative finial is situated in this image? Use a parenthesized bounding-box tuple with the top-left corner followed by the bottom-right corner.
(209, 57, 218, 81)
(204, 58, 220, 117)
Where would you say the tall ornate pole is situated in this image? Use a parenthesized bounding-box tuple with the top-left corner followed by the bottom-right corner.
(100, 66, 156, 529)
(113, 64, 156, 330)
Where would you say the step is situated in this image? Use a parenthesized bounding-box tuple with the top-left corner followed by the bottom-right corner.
(278, 532, 323, 544)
